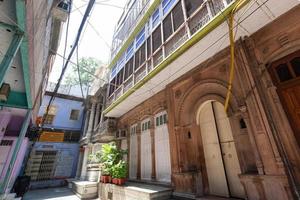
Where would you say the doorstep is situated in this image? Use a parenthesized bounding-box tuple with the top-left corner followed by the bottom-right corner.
(71, 180, 98, 199)
(99, 182, 172, 200)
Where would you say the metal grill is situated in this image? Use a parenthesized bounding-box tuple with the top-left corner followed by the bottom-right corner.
(0, 140, 13, 146)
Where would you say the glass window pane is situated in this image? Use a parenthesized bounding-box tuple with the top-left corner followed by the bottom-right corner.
(172, 2, 184, 31)
(163, 13, 173, 41)
(140, 43, 146, 64)
(163, 114, 167, 124)
(184, 0, 204, 17)
(291, 57, 300, 77)
(156, 117, 159, 126)
(152, 8, 160, 28)
(162, 0, 176, 14)
(152, 26, 162, 52)
(276, 64, 293, 82)
(147, 37, 151, 58)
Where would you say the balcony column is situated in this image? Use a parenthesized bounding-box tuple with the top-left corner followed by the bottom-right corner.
(76, 148, 84, 179)
(150, 116, 156, 181)
(94, 103, 101, 130)
(80, 145, 89, 180)
(86, 102, 96, 138)
(181, 0, 191, 37)
(82, 110, 90, 137)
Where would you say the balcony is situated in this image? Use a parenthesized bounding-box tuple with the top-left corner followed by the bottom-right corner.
(105, 0, 299, 117)
(91, 119, 117, 142)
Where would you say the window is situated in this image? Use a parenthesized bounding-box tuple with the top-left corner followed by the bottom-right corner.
(136, 27, 145, 49)
(126, 42, 135, 60)
(70, 109, 80, 120)
(130, 125, 137, 136)
(43, 105, 57, 125)
(152, 8, 160, 28)
(276, 64, 293, 82)
(141, 120, 151, 131)
(162, 0, 176, 15)
(124, 57, 134, 80)
(43, 114, 55, 125)
(109, 78, 116, 96)
(172, 2, 184, 30)
(156, 113, 168, 126)
(291, 57, 300, 76)
(134, 43, 146, 70)
(163, 2, 184, 41)
(116, 68, 124, 87)
(110, 65, 117, 80)
(184, 0, 204, 17)
(117, 53, 126, 72)
(146, 37, 151, 58)
(152, 26, 162, 53)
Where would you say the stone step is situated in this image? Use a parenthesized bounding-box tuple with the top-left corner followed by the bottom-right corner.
(99, 182, 173, 200)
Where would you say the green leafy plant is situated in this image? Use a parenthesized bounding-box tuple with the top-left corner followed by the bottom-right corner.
(111, 160, 127, 179)
(88, 151, 101, 164)
(99, 142, 127, 176)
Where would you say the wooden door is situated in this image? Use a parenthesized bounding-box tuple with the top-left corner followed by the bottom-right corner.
(213, 102, 245, 198)
(141, 119, 152, 180)
(199, 102, 229, 197)
(155, 112, 171, 182)
(199, 101, 244, 198)
(129, 125, 138, 179)
(269, 50, 300, 146)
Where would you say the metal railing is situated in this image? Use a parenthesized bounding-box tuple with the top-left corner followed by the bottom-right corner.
(107, 0, 233, 106)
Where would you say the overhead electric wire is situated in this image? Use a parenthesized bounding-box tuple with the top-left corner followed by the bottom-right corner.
(76, 45, 85, 98)
(62, 0, 72, 67)
(73, 3, 111, 48)
(42, 0, 96, 127)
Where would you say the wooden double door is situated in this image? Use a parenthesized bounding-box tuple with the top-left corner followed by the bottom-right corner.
(199, 101, 245, 198)
(269, 50, 300, 146)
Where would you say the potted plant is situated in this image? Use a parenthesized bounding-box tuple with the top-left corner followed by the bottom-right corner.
(100, 163, 112, 183)
(99, 142, 127, 184)
(111, 160, 127, 185)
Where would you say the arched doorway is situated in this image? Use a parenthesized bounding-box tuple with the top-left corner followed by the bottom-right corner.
(198, 101, 245, 198)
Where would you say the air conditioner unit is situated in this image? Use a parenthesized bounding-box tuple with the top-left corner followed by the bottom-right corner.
(52, 0, 71, 22)
(0, 83, 10, 102)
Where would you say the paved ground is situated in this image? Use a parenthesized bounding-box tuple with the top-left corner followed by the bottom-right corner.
(23, 187, 99, 200)
(22, 187, 238, 200)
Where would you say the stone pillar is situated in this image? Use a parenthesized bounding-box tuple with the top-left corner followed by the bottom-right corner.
(80, 146, 89, 180)
(76, 148, 84, 179)
(150, 116, 156, 180)
(136, 122, 141, 180)
(82, 110, 90, 138)
(86, 103, 96, 138)
(94, 103, 101, 130)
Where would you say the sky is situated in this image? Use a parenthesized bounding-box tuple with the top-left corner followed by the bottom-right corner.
(49, 0, 127, 83)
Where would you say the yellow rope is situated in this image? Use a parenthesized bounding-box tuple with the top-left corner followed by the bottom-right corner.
(224, 0, 247, 112)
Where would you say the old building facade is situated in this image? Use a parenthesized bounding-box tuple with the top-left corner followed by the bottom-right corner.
(102, 0, 300, 199)
(0, 0, 69, 196)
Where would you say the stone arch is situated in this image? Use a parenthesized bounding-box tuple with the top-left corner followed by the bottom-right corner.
(263, 38, 300, 64)
(177, 79, 240, 126)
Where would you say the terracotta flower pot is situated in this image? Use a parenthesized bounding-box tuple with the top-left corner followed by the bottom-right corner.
(117, 178, 125, 185)
(112, 178, 118, 184)
(101, 175, 112, 183)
